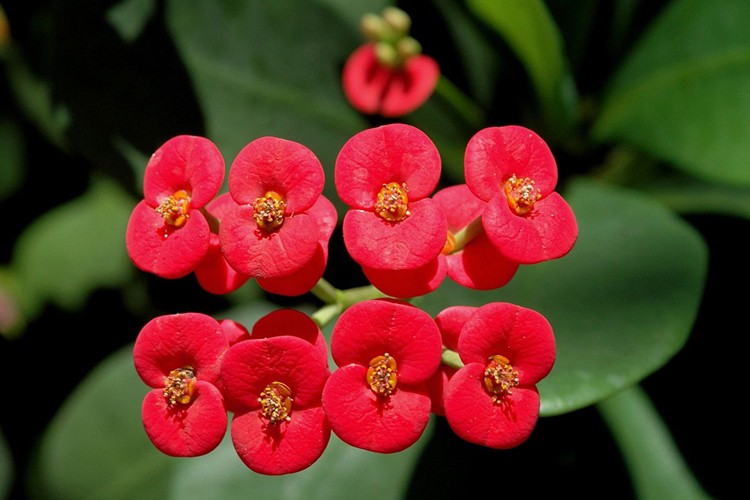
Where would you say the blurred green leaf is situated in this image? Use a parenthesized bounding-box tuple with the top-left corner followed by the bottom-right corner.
(315, 0, 389, 27)
(106, 0, 156, 43)
(466, 0, 579, 140)
(417, 178, 707, 416)
(0, 118, 25, 201)
(0, 426, 11, 500)
(593, 0, 750, 187)
(13, 177, 136, 319)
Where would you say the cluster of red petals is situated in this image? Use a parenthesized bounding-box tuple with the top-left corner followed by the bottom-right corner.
(464, 125, 578, 264)
(219, 137, 330, 287)
(342, 43, 440, 118)
(125, 135, 224, 279)
(219, 309, 330, 475)
(133, 312, 229, 457)
(442, 302, 556, 449)
(335, 123, 447, 276)
(321, 299, 442, 453)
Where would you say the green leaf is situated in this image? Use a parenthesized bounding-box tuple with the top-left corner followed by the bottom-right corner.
(106, 0, 156, 43)
(166, 0, 370, 211)
(593, 0, 750, 187)
(466, 0, 578, 139)
(0, 117, 25, 201)
(12, 177, 136, 319)
(29, 345, 175, 500)
(416, 178, 708, 416)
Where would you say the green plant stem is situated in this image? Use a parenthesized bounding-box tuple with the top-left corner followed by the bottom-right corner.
(441, 348, 463, 370)
(309, 278, 389, 328)
(434, 75, 485, 130)
(597, 385, 713, 500)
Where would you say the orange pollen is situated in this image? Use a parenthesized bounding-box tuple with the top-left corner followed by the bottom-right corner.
(504, 175, 541, 216)
(258, 381, 293, 425)
(163, 367, 196, 406)
(366, 353, 398, 397)
(253, 191, 286, 231)
(156, 190, 191, 227)
(483, 355, 519, 404)
(375, 182, 410, 222)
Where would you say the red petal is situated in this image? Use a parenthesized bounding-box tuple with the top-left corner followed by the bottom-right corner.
(379, 55, 439, 117)
(334, 123, 441, 208)
(250, 308, 328, 362)
(330, 299, 442, 384)
(231, 406, 330, 475)
(362, 255, 446, 298)
(465, 126, 557, 202)
(426, 366, 457, 416)
(341, 43, 391, 115)
(133, 312, 228, 387)
(220, 319, 250, 346)
(321, 364, 432, 453)
(194, 232, 250, 294)
(458, 302, 556, 385)
(229, 136, 324, 213)
(483, 191, 578, 264)
(342, 198, 447, 270)
(446, 233, 519, 290)
(126, 200, 210, 279)
(435, 305, 477, 351)
(444, 363, 540, 449)
(143, 135, 224, 208)
(257, 243, 326, 296)
(141, 382, 227, 457)
(432, 183, 485, 231)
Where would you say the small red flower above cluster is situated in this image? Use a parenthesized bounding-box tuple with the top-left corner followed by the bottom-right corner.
(133, 312, 229, 457)
(342, 7, 439, 117)
(442, 302, 556, 449)
(335, 123, 447, 271)
(219, 310, 330, 475)
(321, 299, 442, 453)
(464, 126, 578, 264)
(125, 135, 225, 279)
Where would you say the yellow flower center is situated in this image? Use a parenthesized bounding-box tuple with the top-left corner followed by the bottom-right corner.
(366, 353, 398, 397)
(258, 381, 293, 424)
(375, 182, 410, 222)
(483, 355, 519, 404)
(504, 175, 541, 216)
(253, 191, 287, 231)
(163, 367, 196, 406)
(156, 190, 191, 227)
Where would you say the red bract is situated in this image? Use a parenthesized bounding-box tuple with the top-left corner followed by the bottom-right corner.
(443, 302, 556, 449)
(335, 124, 447, 271)
(125, 135, 225, 279)
(220, 136, 325, 280)
(361, 255, 446, 298)
(133, 313, 229, 457)
(257, 195, 338, 296)
(433, 184, 519, 290)
(219, 315, 330, 475)
(464, 126, 578, 264)
(321, 299, 442, 453)
(194, 193, 250, 295)
(342, 43, 439, 118)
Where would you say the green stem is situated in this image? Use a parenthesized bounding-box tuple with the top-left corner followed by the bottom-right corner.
(597, 385, 713, 500)
(309, 279, 389, 328)
(441, 348, 463, 370)
(309, 277, 339, 305)
(450, 216, 484, 253)
(434, 75, 485, 130)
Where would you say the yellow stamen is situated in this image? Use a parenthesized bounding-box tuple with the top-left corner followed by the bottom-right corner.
(366, 353, 398, 397)
(375, 182, 410, 222)
(504, 175, 541, 216)
(253, 191, 286, 231)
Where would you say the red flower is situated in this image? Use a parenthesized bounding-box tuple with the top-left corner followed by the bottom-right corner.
(428, 305, 476, 416)
(342, 42, 439, 118)
(464, 126, 578, 264)
(433, 184, 519, 290)
(443, 302, 556, 449)
(220, 136, 325, 280)
(193, 193, 250, 295)
(256, 195, 338, 296)
(125, 135, 225, 279)
(361, 255, 446, 298)
(219, 311, 330, 475)
(220, 318, 250, 346)
(335, 123, 447, 271)
(133, 312, 229, 457)
(321, 299, 442, 453)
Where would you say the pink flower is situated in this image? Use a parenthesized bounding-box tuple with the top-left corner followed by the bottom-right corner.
(433, 184, 519, 290)
(219, 311, 330, 475)
(443, 302, 556, 449)
(321, 299, 442, 453)
(335, 123, 447, 271)
(220, 136, 325, 280)
(125, 135, 225, 279)
(133, 312, 229, 457)
(464, 126, 578, 264)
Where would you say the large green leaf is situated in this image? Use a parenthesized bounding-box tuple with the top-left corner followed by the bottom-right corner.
(416, 178, 707, 416)
(12, 177, 136, 319)
(593, 0, 750, 187)
(31, 343, 431, 500)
